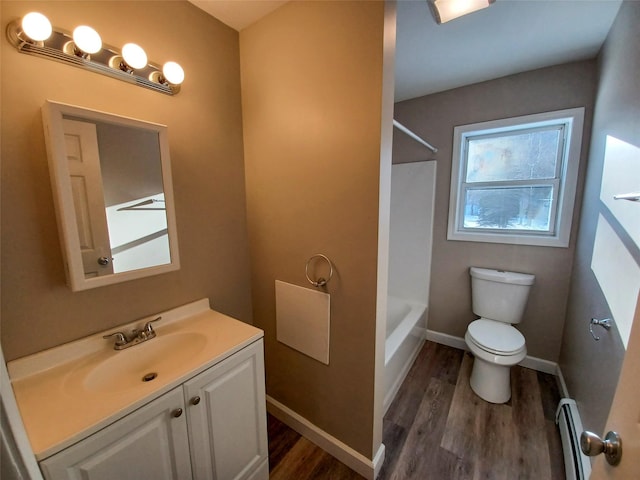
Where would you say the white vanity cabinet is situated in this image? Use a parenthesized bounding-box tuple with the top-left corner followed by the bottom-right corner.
(38, 339, 268, 480)
(185, 339, 268, 480)
(39, 387, 193, 480)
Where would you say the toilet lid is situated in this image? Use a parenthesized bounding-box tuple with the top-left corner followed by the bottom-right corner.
(467, 319, 525, 355)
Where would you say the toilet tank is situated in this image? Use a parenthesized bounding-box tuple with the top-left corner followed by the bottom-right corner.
(470, 267, 535, 324)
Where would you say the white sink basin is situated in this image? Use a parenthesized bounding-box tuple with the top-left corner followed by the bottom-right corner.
(9, 299, 264, 459)
(69, 332, 208, 394)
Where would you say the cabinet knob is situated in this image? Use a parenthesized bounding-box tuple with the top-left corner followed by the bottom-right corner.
(190, 396, 201, 406)
(172, 408, 183, 418)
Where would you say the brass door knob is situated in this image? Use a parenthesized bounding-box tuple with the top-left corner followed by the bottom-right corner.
(172, 408, 183, 418)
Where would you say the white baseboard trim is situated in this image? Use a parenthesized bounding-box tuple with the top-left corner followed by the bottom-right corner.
(372, 442, 386, 480)
(520, 355, 557, 375)
(425, 329, 558, 375)
(425, 329, 466, 350)
(266, 395, 384, 480)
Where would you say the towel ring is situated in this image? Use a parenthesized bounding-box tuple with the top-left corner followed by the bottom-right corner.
(305, 254, 333, 287)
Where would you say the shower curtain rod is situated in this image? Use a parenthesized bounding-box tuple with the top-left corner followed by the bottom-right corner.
(393, 119, 438, 153)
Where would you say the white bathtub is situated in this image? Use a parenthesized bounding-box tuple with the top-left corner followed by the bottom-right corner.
(384, 296, 427, 413)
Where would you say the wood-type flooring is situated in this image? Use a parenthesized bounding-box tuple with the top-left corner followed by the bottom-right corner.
(268, 341, 565, 479)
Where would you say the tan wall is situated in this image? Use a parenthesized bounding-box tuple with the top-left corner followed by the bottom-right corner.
(393, 61, 597, 362)
(240, 1, 386, 458)
(560, 1, 639, 434)
(1, 1, 253, 361)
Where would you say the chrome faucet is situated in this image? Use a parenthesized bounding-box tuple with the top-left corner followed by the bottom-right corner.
(103, 316, 161, 350)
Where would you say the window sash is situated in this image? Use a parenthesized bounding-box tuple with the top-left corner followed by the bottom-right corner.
(458, 180, 561, 235)
(447, 107, 584, 248)
(461, 124, 566, 184)
(457, 121, 568, 236)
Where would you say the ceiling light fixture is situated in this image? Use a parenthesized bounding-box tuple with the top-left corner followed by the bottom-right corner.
(6, 12, 184, 95)
(428, 0, 495, 24)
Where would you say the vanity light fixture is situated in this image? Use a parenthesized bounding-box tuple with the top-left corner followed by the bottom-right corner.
(109, 42, 148, 73)
(69, 26, 102, 56)
(63, 25, 102, 59)
(428, 0, 495, 24)
(149, 61, 185, 87)
(20, 12, 52, 42)
(6, 12, 184, 95)
(121, 43, 148, 69)
(162, 61, 185, 85)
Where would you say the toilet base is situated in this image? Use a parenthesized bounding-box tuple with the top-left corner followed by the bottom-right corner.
(469, 356, 512, 404)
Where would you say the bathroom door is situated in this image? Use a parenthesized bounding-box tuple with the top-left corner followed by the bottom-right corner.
(590, 290, 640, 479)
(62, 119, 114, 278)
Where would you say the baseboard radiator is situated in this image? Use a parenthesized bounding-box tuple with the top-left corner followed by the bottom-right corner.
(555, 399, 592, 480)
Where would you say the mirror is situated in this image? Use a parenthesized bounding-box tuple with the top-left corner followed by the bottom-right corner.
(42, 101, 180, 291)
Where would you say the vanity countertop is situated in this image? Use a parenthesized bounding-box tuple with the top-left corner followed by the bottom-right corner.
(8, 299, 263, 460)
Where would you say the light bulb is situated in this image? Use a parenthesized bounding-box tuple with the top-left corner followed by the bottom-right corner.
(21, 12, 52, 42)
(121, 43, 147, 69)
(162, 62, 184, 85)
(73, 26, 102, 54)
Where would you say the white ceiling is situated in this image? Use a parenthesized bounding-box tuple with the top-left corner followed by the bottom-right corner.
(188, 0, 287, 31)
(395, 0, 622, 101)
(189, 0, 623, 102)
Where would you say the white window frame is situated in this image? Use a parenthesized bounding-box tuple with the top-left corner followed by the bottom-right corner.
(447, 107, 584, 247)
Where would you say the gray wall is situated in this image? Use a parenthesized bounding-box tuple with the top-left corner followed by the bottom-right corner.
(393, 61, 597, 362)
(559, 1, 639, 434)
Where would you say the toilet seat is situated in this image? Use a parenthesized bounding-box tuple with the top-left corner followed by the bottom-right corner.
(467, 319, 525, 355)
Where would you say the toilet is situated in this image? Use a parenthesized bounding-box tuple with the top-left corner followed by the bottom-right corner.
(464, 267, 535, 404)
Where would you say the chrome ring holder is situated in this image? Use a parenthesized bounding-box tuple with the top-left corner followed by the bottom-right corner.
(305, 254, 333, 287)
(589, 317, 612, 341)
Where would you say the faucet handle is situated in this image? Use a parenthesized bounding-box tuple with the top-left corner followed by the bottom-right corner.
(103, 332, 128, 347)
(142, 316, 162, 335)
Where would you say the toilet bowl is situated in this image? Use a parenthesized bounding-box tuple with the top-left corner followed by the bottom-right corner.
(465, 267, 535, 403)
(465, 319, 527, 403)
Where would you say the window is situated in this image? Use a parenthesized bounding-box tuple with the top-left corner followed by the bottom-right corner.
(447, 108, 584, 247)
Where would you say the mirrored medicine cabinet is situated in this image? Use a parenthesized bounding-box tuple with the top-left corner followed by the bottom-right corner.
(42, 100, 180, 291)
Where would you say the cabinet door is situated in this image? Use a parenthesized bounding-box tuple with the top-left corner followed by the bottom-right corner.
(40, 387, 192, 480)
(184, 340, 268, 480)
